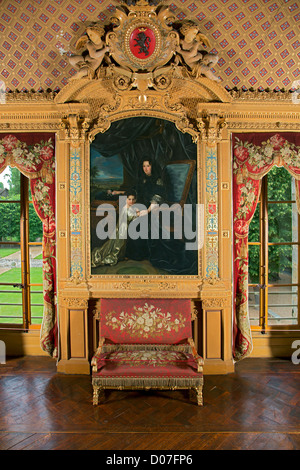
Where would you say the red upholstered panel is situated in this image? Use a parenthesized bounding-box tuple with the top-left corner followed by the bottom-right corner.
(93, 350, 201, 378)
(100, 299, 192, 344)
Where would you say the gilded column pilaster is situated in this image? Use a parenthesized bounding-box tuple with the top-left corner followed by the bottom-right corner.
(56, 109, 92, 374)
(198, 111, 224, 280)
(197, 110, 234, 373)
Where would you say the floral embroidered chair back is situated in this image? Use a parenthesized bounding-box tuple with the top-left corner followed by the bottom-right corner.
(100, 299, 192, 344)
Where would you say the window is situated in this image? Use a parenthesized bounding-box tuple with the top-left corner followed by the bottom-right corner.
(248, 166, 300, 331)
(0, 168, 43, 329)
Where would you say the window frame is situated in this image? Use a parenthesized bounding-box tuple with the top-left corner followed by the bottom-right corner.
(248, 170, 300, 332)
(0, 172, 43, 330)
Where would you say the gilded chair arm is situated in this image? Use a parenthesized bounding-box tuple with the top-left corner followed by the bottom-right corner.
(91, 337, 105, 372)
(187, 337, 204, 372)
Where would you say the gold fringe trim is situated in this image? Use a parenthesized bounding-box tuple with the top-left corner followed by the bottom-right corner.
(92, 376, 203, 389)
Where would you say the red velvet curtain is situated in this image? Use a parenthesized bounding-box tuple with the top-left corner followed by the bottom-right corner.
(233, 133, 300, 361)
(0, 133, 57, 358)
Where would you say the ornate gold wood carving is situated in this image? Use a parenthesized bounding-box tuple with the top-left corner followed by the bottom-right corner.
(107, 3, 179, 74)
(88, 278, 202, 298)
(202, 297, 227, 309)
(61, 297, 89, 309)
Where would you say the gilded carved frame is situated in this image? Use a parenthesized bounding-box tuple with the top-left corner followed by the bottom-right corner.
(54, 0, 233, 300)
(85, 105, 202, 299)
(56, 77, 230, 299)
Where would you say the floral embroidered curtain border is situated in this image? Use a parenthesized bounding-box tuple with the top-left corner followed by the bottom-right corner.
(232, 132, 300, 361)
(0, 133, 57, 358)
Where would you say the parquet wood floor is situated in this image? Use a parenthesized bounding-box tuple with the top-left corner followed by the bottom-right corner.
(0, 356, 300, 450)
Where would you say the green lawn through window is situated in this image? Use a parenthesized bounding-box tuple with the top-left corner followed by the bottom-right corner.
(0, 247, 20, 258)
(0, 267, 43, 324)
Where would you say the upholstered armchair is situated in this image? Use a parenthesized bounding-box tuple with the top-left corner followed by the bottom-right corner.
(91, 298, 204, 405)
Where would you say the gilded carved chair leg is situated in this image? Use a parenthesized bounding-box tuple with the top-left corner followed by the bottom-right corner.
(93, 385, 104, 405)
(195, 386, 203, 406)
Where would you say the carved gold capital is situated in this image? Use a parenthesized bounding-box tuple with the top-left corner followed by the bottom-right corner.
(198, 112, 227, 145)
(60, 113, 90, 143)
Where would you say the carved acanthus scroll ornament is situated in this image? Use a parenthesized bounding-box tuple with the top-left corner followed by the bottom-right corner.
(67, 0, 221, 93)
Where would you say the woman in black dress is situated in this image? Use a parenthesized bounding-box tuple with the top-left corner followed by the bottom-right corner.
(125, 158, 165, 261)
(126, 157, 197, 275)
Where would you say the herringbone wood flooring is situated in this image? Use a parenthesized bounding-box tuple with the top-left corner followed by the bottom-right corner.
(0, 356, 300, 450)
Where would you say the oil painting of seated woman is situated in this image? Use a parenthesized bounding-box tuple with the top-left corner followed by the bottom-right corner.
(90, 117, 198, 276)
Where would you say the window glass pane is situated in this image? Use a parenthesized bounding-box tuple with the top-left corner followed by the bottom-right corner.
(0, 256, 23, 323)
(0, 203, 21, 242)
(267, 286, 298, 326)
(248, 202, 260, 243)
(268, 244, 298, 285)
(30, 290, 43, 324)
(0, 250, 22, 284)
(29, 245, 43, 325)
(3, 167, 21, 200)
(0, 182, 22, 322)
(268, 166, 293, 202)
(29, 204, 43, 242)
(0, 167, 11, 200)
(248, 285, 260, 326)
(0, 244, 20, 260)
(29, 244, 43, 266)
(29, 246, 43, 282)
(0, 288, 23, 324)
(248, 244, 260, 284)
(28, 181, 32, 201)
(268, 202, 298, 243)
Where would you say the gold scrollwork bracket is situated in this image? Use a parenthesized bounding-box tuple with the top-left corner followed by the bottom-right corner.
(88, 95, 122, 140)
(175, 115, 199, 143)
(163, 94, 199, 142)
(109, 65, 175, 94)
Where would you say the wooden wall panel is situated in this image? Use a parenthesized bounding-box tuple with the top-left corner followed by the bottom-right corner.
(69, 310, 86, 359)
(206, 310, 222, 360)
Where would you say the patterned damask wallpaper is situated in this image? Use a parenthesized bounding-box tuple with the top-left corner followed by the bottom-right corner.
(0, 0, 299, 92)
